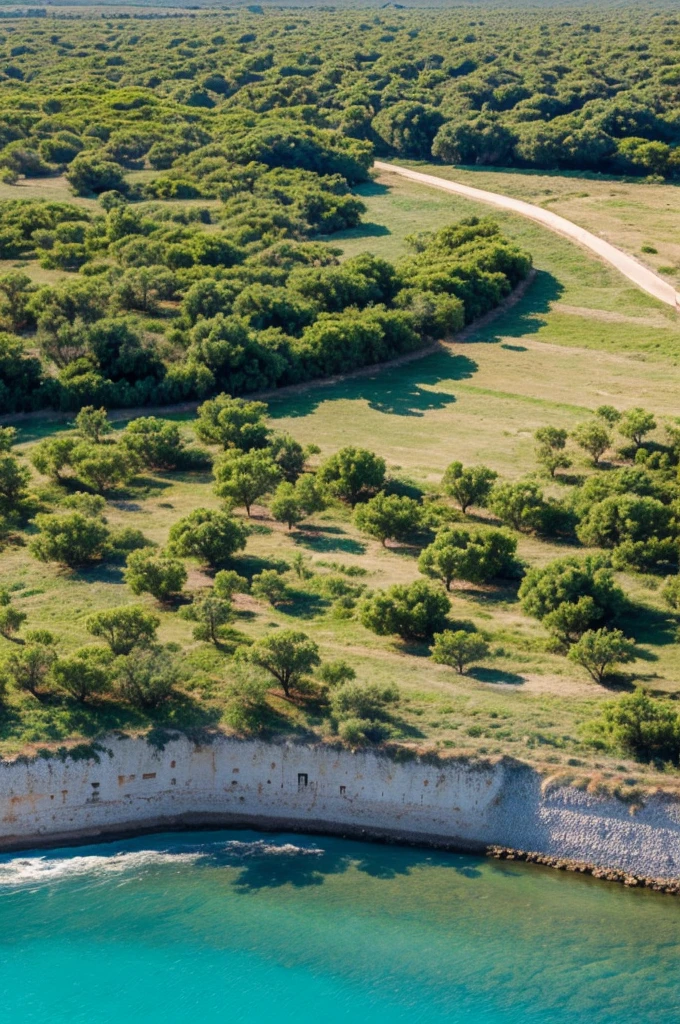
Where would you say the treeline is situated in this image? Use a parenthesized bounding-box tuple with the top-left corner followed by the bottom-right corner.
(1, 8, 680, 178)
(0, 213, 530, 414)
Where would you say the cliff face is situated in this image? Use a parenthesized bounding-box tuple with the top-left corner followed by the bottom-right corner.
(1, 735, 680, 879)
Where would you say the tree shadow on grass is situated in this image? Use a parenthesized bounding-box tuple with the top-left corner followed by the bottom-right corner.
(619, 602, 677, 647)
(235, 554, 291, 578)
(469, 666, 525, 686)
(267, 351, 477, 420)
(280, 589, 330, 620)
(293, 525, 366, 555)
(470, 270, 564, 345)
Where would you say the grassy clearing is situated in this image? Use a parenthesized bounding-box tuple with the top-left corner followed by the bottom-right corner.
(381, 159, 680, 283)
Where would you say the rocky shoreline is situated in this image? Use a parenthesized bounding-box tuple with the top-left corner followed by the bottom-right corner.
(488, 846, 680, 894)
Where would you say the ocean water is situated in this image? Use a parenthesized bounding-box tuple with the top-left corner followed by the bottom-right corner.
(0, 830, 678, 1024)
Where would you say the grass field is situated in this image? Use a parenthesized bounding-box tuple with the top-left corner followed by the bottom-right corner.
(2, 170, 680, 790)
(380, 159, 680, 282)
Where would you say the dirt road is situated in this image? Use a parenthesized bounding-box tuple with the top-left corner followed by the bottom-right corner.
(374, 161, 680, 310)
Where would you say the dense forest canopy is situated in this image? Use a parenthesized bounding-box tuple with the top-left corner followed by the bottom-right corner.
(1, 6, 680, 177)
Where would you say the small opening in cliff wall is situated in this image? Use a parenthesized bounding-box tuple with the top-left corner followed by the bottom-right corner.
(298, 773, 308, 790)
(340, 786, 346, 795)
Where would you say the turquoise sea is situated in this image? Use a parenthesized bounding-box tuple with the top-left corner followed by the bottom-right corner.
(0, 829, 678, 1023)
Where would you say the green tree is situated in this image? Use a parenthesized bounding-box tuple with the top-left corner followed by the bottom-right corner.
(195, 394, 270, 450)
(318, 659, 357, 687)
(618, 407, 656, 450)
(572, 421, 611, 465)
(418, 527, 518, 591)
(0, 589, 26, 641)
(596, 405, 621, 427)
(0, 454, 31, 517)
(431, 629, 490, 674)
(662, 576, 680, 611)
(0, 427, 16, 453)
(75, 405, 112, 443)
(214, 449, 281, 516)
(71, 443, 139, 493)
(182, 595, 233, 645)
(5, 639, 57, 698)
(589, 689, 680, 764)
(268, 433, 316, 483)
(168, 508, 247, 567)
(331, 681, 399, 720)
(251, 569, 290, 606)
(30, 436, 77, 482)
(354, 492, 422, 546)
(52, 647, 111, 703)
(124, 550, 187, 604)
(576, 494, 672, 549)
(270, 482, 304, 530)
(294, 473, 327, 516)
(30, 511, 110, 567)
(223, 669, 271, 734)
(115, 644, 178, 708)
(519, 555, 624, 637)
(0, 271, 34, 331)
(360, 580, 450, 640)
(488, 480, 545, 532)
(243, 629, 320, 697)
(442, 462, 497, 513)
(213, 569, 249, 600)
(317, 446, 386, 507)
(121, 417, 189, 470)
(568, 627, 636, 684)
(534, 426, 570, 478)
(87, 605, 159, 655)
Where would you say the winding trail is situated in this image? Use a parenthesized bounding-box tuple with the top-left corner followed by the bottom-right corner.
(374, 161, 680, 310)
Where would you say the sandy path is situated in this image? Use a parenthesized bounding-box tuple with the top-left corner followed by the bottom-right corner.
(374, 161, 680, 310)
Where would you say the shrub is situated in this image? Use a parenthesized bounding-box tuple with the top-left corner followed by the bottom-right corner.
(52, 648, 111, 703)
(75, 405, 112, 443)
(618, 407, 656, 450)
(360, 579, 450, 640)
(587, 689, 680, 764)
(168, 508, 247, 566)
(354, 492, 422, 546)
(124, 550, 187, 603)
(534, 426, 571, 478)
(0, 590, 26, 640)
(251, 569, 290, 606)
(318, 659, 356, 687)
(181, 595, 233, 645)
(431, 629, 490, 674)
(87, 606, 160, 655)
(572, 421, 611, 465)
(30, 510, 110, 567)
(568, 627, 636, 684)
(442, 462, 497, 513)
(242, 629, 320, 696)
(418, 527, 518, 590)
(519, 555, 624, 639)
(115, 644, 178, 708)
(4, 640, 56, 698)
(331, 681, 399, 720)
(195, 393, 270, 450)
(214, 449, 281, 516)
(121, 417, 191, 470)
(317, 446, 386, 507)
(488, 480, 546, 533)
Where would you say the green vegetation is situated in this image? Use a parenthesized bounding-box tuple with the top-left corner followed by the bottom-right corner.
(2, 6, 680, 795)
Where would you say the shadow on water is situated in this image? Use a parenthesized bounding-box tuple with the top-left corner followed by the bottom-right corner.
(219, 837, 483, 892)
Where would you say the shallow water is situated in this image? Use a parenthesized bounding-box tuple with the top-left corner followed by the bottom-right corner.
(0, 830, 678, 1023)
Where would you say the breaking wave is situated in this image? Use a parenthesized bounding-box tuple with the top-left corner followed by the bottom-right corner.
(0, 839, 324, 889)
